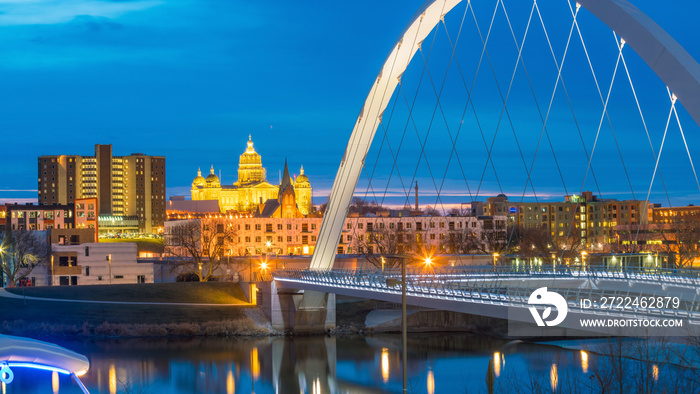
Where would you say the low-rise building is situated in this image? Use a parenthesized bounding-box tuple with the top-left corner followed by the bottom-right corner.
(0, 198, 98, 234)
(164, 214, 507, 258)
(483, 191, 649, 248)
(23, 228, 154, 286)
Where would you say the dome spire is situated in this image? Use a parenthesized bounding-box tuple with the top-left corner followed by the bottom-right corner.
(246, 135, 255, 152)
(197, 167, 201, 176)
(210, 165, 215, 174)
(300, 165, 304, 175)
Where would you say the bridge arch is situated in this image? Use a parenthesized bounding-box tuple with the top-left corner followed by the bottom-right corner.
(310, 0, 700, 270)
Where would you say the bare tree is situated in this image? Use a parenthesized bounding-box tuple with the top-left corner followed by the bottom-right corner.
(352, 221, 424, 269)
(660, 213, 700, 268)
(164, 219, 238, 282)
(348, 197, 385, 215)
(519, 224, 585, 265)
(0, 230, 47, 287)
(423, 206, 441, 216)
(614, 224, 654, 254)
(446, 207, 462, 216)
(442, 219, 510, 255)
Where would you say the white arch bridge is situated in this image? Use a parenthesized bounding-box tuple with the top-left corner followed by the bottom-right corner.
(259, 0, 700, 333)
(268, 266, 700, 336)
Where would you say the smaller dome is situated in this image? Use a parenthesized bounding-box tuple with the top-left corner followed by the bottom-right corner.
(294, 165, 310, 186)
(192, 168, 206, 187)
(205, 165, 220, 187)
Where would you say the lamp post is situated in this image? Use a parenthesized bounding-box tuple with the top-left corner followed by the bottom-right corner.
(246, 249, 252, 282)
(0, 245, 6, 288)
(401, 255, 407, 394)
(107, 254, 112, 284)
(492, 252, 499, 267)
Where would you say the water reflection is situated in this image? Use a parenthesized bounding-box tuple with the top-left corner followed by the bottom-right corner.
(226, 370, 235, 394)
(108, 364, 116, 394)
(426, 367, 435, 394)
(380, 348, 389, 383)
(550, 363, 558, 392)
(493, 352, 503, 377)
(51, 371, 59, 394)
(4, 334, 695, 393)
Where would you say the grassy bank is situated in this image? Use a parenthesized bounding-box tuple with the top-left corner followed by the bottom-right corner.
(5, 282, 248, 304)
(0, 283, 277, 337)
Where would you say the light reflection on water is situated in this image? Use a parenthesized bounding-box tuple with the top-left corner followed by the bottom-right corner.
(2, 334, 694, 393)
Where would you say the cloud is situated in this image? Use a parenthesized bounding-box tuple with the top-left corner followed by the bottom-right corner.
(0, 0, 162, 26)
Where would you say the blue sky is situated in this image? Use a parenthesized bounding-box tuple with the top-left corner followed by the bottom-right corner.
(1, 0, 700, 209)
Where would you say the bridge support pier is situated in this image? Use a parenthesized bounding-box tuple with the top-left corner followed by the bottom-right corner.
(260, 281, 336, 333)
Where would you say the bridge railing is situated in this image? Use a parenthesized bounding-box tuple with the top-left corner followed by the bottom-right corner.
(273, 267, 700, 320)
(275, 264, 700, 285)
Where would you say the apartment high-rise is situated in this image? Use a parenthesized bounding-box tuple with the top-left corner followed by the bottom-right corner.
(38, 144, 165, 234)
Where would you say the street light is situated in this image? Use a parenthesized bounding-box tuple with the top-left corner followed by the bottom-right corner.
(384, 254, 412, 393)
(492, 252, 499, 266)
(107, 254, 112, 284)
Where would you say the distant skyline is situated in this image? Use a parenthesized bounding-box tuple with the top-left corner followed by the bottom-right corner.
(2, 1, 700, 209)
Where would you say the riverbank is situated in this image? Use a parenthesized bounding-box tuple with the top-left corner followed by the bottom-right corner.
(1, 285, 501, 339)
(0, 283, 281, 338)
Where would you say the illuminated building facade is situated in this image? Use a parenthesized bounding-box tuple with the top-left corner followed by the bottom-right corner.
(191, 136, 312, 215)
(1, 198, 97, 236)
(38, 144, 165, 234)
(483, 191, 649, 247)
(165, 214, 505, 257)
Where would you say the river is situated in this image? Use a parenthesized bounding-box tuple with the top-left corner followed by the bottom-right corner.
(3, 334, 694, 393)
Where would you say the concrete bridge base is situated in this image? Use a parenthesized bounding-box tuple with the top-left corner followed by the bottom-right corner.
(258, 281, 336, 333)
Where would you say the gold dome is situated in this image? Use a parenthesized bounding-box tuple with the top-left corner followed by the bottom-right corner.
(240, 134, 262, 165)
(192, 168, 206, 187)
(294, 165, 310, 186)
(205, 165, 220, 187)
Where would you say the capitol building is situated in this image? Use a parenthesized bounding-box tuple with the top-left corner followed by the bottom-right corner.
(191, 136, 312, 216)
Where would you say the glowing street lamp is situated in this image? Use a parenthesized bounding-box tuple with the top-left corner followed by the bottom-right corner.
(492, 252, 499, 266)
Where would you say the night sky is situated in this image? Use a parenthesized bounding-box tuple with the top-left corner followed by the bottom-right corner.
(1, 1, 700, 210)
